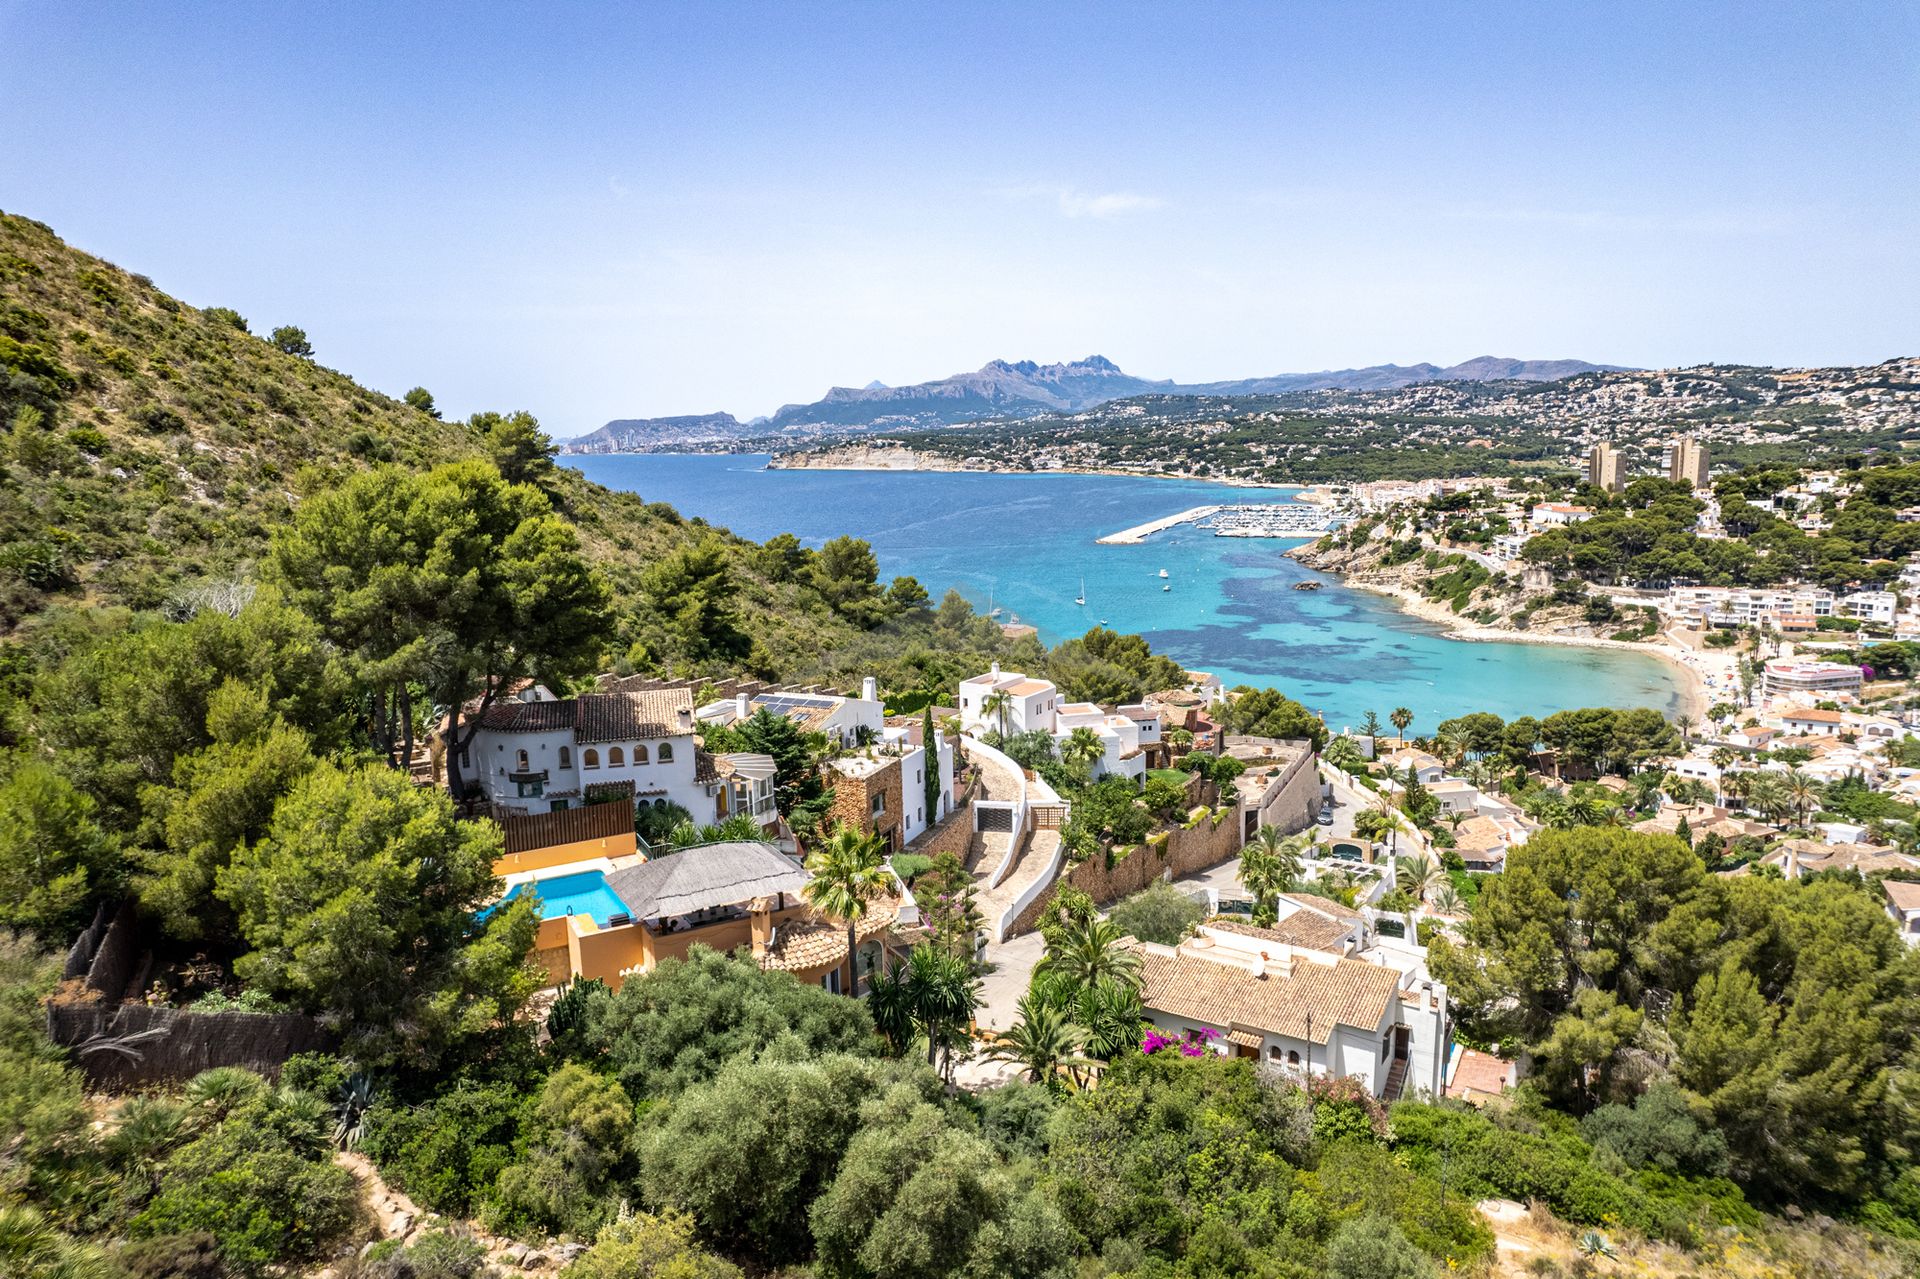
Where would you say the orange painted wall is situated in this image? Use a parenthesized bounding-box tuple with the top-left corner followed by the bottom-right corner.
(493, 832, 637, 878)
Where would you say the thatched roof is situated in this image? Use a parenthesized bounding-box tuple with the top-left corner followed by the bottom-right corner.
(605, 841, 807, 920)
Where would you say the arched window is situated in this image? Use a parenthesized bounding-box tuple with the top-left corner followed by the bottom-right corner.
(1267, 1045, 1281, 1060)
(633, 743, 649, 765)
(609, 746, 625, 767)
(583, 748, 600, 769)
(657, 742, 675, 763)
(515, 749, 530, 771)
(1287, 1050, 1300, 1066)
(558, 746, 572, 769)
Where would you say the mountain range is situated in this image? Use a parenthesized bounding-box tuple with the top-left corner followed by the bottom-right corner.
(563, 354, 1627, 452)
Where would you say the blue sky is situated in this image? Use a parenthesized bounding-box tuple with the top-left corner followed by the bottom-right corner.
(4, 2, 1915, 432)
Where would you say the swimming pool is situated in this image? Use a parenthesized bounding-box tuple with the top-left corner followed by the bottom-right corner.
(498, 871, 632, 927)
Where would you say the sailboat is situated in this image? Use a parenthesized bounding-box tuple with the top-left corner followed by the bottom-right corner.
(985, 586, 1002, 619)
(1158, 568, 1169, 579)
(1074, 577, 1086, 606)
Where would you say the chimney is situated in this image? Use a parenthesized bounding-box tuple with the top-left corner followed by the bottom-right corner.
(1252, 950, 1268, 978)
(735, 694, 750, 720)
(862, 676, 878, 704)
(990, 660, 1000, 678)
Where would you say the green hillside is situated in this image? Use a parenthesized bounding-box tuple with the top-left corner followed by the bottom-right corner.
(0, 209, 1011, 687)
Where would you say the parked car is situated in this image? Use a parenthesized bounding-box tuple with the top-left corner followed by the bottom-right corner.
(1316, 807, 1335, 826)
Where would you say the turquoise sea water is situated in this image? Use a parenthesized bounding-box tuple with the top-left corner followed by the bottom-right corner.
(562, 454, 1681, 731)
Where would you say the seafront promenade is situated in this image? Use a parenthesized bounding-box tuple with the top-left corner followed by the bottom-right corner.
(1097, 505, 1223, 544)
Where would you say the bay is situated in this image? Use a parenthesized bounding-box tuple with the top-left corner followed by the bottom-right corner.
(562, 454, 1682, 731)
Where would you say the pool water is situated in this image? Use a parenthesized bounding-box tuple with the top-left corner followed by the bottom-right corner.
(499, 871, 631, 927)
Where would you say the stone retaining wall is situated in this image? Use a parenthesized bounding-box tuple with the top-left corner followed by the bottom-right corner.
(1007, 805, 1242, 936)
(48, 902, 331, 1089)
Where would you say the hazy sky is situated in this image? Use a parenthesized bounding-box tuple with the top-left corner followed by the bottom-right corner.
(5, 2, 1916, 432)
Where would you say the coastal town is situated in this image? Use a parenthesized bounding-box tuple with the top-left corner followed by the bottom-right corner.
(9, 5, 1920, 1275)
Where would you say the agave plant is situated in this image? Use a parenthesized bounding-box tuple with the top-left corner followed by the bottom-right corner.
(1576, 1230, 1617, 1260)
(332, 1073, 376, 1150)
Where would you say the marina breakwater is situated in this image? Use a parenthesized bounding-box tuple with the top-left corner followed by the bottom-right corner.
(1098, 505, 1223, 544)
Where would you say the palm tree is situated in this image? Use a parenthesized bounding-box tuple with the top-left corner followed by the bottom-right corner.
(803, 824, 894, 997)
(1720, 767, 1752, 811)
(1239, 825, 1303, 922)
(1429, 881, 1465, 916)
(1072, 978, 1144, 1060)
(1323, 735, 1363, 771)
(1394, 853, 1442, 904)
(0, 1204, 115, 1279)
(1785, 769, 1821, 828)
(1370, 789, 1410, 855)
(1389, 706, 1414, 748)
(864, 956, 918, 1054)
(980, 688, 1013, 739)
(1062, 726, 1103, 772)
(1034, 915, 1142, 998)
(1745, 773, 1791, 826)
(1568, 792, 1619, 827)
(1435, 727, 1469, 768)
(904, 943, 981, 1081)
(1625, 769, 1668, 814)
(1168, 727, 1195, 752)
(988, 995, 1091, 1088)
(1675, 713, 1696, 747)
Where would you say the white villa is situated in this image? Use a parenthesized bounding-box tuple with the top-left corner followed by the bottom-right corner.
(463, 685, 719, 820)
(1130, 920, 1449, 1100)
(696, 678, 886, 747)
(959, 664, 1153, 781)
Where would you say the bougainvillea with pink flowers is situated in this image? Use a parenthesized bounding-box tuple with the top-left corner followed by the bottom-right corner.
(1141, 1027, 1218, 1057)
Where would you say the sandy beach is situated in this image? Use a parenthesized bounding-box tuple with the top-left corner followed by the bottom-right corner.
(1346, 579, 1718, 721)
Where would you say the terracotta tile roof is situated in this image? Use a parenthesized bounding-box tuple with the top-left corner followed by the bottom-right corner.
(1774, 841, 1920, 875)
(759, 904, 897, 972)
(1883, 879, 1920, 912)
(1224, 1028, 1262, 1050)
(479, 690, 694, 743)
(499, 802, 634, 855)
(1446, 1048, 1513, 1099)
(584, 779, 635, 803)
(694, 748, 721, 784)
(1205, 913, 1354, 955)
(477, 699, 576, 733)
(1783, 708, 1845, 724)
(576, 690, 694, 743)
(1452, 816, 1514, 854)
(1134, 945, 1400, 1044)
(1279, 893, 1364, 928)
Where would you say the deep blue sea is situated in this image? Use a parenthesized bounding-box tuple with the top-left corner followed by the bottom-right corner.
(563, 454, 1681, 731)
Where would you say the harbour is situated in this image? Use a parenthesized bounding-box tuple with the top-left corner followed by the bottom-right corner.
(561, 454, 1685, 730)
(1098, 502, 1341, 545)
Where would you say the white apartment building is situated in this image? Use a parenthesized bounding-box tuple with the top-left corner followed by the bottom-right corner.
(1840, 590, 1899, 625)
(1666, 585, 1835, 626)
(1491, 531, 1534, 561)
(1761, 658, 1864, 701)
